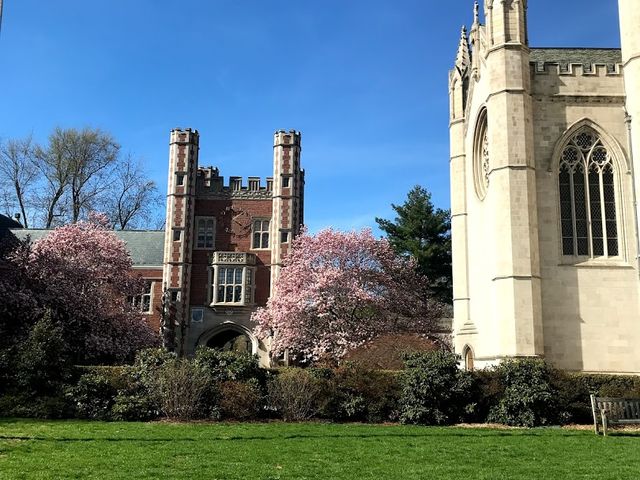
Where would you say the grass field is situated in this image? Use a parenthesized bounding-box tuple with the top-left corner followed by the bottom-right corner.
(0, 419, 639, 479)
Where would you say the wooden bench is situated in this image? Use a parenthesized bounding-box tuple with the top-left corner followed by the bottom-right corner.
(590, 394, 640, 435)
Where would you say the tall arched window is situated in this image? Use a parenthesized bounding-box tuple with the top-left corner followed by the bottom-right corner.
(559, 128, 618, 257)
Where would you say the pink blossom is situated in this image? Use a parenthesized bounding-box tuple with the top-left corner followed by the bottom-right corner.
(10, 216, 158, 363)
(252, 228, 443, 364)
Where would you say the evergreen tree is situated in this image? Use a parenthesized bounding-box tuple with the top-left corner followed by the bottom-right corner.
(375, 186, 452, 304)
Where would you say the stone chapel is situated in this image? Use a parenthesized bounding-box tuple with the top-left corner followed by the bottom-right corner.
(449, 0, 640, 373)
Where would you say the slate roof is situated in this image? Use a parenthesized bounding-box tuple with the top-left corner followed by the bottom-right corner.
(530, 48, 622, 72)
(9, 229, 165, 267)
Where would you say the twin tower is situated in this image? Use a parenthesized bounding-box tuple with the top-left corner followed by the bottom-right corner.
(160, 128, 304, 365)
(449, 1, 640, 373)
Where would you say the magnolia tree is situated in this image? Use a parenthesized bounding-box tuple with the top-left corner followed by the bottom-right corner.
(10, 213, 158, 363)
(252, 228, 444, 364)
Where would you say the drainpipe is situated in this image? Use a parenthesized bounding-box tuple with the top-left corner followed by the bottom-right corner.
(625, 109, 640, 277)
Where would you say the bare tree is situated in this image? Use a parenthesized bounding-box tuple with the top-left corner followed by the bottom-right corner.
(0, 136, 38, 227)
(33, 135, 72, 228)
(59, 127, 120, 223)
(3, 127, 164, 229)
(106, 155, 162, 230)
(34, 127, 120, 226)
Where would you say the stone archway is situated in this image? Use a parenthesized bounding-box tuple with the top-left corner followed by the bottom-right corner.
(207, 329, 252, 353)
(198, 323, 258, 355)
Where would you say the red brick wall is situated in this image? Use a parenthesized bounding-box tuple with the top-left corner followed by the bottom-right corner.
(189, 197, 273, 307)
(133, 267, 163, 332)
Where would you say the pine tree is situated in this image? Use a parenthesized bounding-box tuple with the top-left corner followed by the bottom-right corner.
(375, 186, 452, 304)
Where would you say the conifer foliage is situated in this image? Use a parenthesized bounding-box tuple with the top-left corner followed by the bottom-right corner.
(376, 186, 452, 304)
(252, 228, 443, 364)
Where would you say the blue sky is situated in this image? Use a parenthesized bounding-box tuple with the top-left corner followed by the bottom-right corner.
(0, 0, 621, 233)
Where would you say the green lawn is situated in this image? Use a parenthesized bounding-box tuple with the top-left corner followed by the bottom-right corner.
(0, 419, 638, 479)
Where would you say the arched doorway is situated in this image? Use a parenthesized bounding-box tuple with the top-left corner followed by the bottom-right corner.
(207, 329, 252, 352)
(463, 345, 475, 371)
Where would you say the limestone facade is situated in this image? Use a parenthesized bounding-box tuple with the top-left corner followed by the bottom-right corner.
(450, 1, 640, 373)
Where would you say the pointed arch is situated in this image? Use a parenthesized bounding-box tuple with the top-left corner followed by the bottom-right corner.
(551, 119, 628, 259)
(197, 322, 258, 355)
(472, 106, 490, 200)
(462, 344, 475, 371)
(548, 118, 630, 174)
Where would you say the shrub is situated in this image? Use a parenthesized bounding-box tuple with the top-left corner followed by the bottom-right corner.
(154, 358, 217, 420)
(111, 392, 159, 421)
(487, 358, 558, 427)
(0, 394, 70, 419)
(12, 311, 73, 396)
(267, 368, 327, 421)
(68, 372, 119, 420)
(550, 371, 640, 424)
(399, 350, 474, 425)
(219, 379, 263, 420)
(326, 364, 401, 423)
(194, 347, 262, 382)
(131, 348, 177, 389)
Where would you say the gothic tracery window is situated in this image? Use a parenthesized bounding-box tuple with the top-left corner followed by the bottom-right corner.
(559, 128, 618, 258)
(473, 108, 489, 200)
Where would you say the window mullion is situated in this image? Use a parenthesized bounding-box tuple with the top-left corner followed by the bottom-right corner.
(600, 169, 608, 257)
(583, 162, 593, 258)
(570, 168, 578, 256)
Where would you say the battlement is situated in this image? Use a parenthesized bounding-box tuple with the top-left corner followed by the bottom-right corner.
(170, 127, 200, 145)
(196, 166, 273, 199)
(274, 129, 302, 147)
(530, 48, 623, 76)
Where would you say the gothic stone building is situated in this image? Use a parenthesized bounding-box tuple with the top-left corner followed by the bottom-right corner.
(10, 129, 304, 367)
(449, 0, 640, 373)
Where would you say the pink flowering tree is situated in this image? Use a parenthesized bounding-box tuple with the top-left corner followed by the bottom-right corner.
(15, 213, 158, 363)
(252, 228, 444, 364)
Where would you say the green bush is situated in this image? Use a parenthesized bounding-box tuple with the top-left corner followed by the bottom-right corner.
(131, 348, 177, 389)
(68, 372, 119, 420)
(12, 312, 73, 396)
(323, 364, 401, 423)
(111, 392, 159, 421)
(0, 312, 74, 418)
(550, 371, 640, 424)
(487, 358, 558, 427)
(399, 350, 474, 425)
(219, 379, 263, 420)
(0, 394, 70, 419)
(194, 347, 262, 382)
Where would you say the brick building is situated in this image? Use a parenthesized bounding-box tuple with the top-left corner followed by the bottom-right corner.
(162, 128, 304, 365)
(9, 129, 304, 367)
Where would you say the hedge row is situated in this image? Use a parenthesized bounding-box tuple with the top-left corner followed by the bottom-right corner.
(1, 349, 639, 426)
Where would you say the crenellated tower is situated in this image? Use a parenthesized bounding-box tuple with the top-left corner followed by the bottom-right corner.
(162, 128, 200, 351)
(270, 130, 305, 290)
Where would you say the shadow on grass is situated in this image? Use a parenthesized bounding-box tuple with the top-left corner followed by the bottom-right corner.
(3, 430, 630, 443)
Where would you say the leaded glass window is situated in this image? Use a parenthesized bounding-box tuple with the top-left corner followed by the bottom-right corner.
(473, 108, 489, 200)
(196, 217, 215, 249)
(212, 263, 256, 306)
(558, 128, 618, 258)
(216, 266, 244, 304)
(252, 219, 270, 249)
